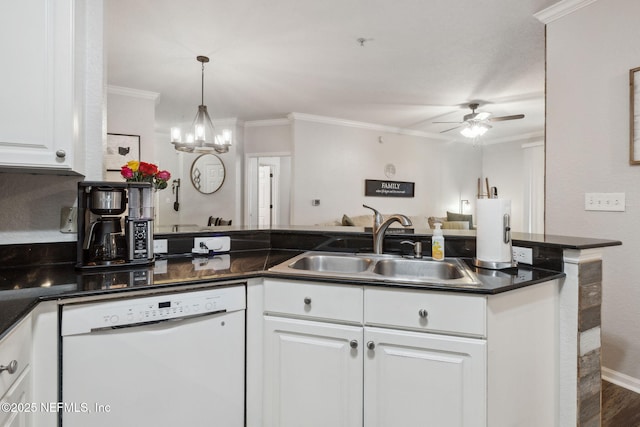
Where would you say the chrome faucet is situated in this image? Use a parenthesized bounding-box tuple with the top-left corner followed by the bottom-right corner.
(362, 204, 383, 234)
(363, 205, 413, 253)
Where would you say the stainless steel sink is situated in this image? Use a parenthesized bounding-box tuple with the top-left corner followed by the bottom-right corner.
(372, 258, 465, 280)
(269, 251, 480, 287)
(289, 254, 373, 273)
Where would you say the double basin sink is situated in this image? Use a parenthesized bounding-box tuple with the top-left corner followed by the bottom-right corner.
(269, 251, 479, 287)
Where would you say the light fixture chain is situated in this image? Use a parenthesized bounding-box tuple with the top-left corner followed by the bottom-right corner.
(201, 61, 205, 106)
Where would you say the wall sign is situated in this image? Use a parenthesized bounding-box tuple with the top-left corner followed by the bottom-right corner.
(365, 179, 415, 198)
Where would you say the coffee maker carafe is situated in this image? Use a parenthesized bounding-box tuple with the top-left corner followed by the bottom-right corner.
(84, 217, 127, 263)
(77, 182, 154, 269)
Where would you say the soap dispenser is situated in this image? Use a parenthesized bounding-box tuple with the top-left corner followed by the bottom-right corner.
(432, 223, 445, 261)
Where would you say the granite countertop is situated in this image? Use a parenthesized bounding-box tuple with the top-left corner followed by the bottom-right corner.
(0, 248, 565, 338)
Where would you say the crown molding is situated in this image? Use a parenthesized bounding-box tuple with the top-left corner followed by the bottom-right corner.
(107, 85, 161, 105)
(482, 131, 546, 145)
(286, 112, 451, 141)
(244, 118, 290, 128)
(534, 0, 599, 24)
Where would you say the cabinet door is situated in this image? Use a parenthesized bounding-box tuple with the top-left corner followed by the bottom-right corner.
(364, 327, 486, 427)
(264, 316, 363, 427)
(0, 0, 75, 170)
(0, 366, 32, 427)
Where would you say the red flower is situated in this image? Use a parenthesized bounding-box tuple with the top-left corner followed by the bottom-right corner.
(138, 162, 158, 176)
(121, 166, 134, 179)
(156, 170, 171, 181)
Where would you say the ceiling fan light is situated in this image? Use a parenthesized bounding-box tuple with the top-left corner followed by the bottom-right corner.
(460, 121, 491, 138)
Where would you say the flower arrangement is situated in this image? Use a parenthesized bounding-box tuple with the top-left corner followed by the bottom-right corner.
(121, 160, 171, 190)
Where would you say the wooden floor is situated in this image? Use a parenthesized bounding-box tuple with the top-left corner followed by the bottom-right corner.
(602, 380, 640, 427)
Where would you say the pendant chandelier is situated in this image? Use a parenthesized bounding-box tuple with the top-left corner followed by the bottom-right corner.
(170, 55, 231, 153)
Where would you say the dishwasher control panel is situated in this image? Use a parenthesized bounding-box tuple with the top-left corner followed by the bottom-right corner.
(61, 285, 246, 336)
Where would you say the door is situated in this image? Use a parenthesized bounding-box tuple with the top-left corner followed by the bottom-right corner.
(263, 316, 363, 427)
(364, 326, 487, 427)
(258, 164, 273, 226)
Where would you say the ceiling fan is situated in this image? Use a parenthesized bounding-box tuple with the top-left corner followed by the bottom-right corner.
(434, 103, 525, 137)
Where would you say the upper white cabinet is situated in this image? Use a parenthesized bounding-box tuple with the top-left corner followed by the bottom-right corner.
(0, 0, 77, 172)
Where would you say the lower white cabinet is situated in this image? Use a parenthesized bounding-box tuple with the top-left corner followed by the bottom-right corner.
(260, 278, 559, 427)
(0, 368, 31, 427)
(364, 327, 485, 427)
(263, 316, 485, 427)
(264, 316, 363, 427)
(262, 279, 487, 427)
(0, 316, 33, 427)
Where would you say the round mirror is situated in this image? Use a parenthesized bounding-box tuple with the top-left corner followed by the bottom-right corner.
(191, 154, 225, 194)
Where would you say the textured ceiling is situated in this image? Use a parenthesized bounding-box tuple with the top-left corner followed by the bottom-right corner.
(106, 0, 557, 143)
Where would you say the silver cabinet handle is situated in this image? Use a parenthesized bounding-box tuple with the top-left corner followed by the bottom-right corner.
(366, 341, 375, 350)
(303, 297, 311, 305)
(56, 150, 66, 159)
(418, 309, 428, 318)
(350, 340, 358, 349)
(0, 360, 18, 375)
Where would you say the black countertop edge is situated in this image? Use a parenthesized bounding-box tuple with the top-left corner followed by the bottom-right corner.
(0, 249, 566, 340)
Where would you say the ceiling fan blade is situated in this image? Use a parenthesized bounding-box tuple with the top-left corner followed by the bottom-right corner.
(433, 121, 463, 124)
(440, 125, 462, 133)
(489, 114, 525, 122)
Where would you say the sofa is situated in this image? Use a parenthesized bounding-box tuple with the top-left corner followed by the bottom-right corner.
(332, 212, 473, 230)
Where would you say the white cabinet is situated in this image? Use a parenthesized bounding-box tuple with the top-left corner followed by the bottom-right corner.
(262, 279, 487, 427)
(261, 278, 559, 427)
(263, 316, 363, 427)
(0, 316, 32, 427)
(0, 0, 77, 171)
(0, 368, 31, 427)
(364, 327, 485, 427)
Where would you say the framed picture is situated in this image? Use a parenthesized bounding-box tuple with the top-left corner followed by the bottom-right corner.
(364, 179, 415, 198)
(105, 133, 140, 171)
(630, 67, 640, 164)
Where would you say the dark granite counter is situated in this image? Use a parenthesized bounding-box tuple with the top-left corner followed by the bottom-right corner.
(0, 249, 564, 338)
(0, 227, 620, 338)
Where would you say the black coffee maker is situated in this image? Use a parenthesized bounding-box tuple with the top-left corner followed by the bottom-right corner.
(77, 182, 154, 269)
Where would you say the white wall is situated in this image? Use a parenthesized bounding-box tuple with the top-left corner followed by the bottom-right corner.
(288, 115, 481, 226)
(545, 0, 640, 384)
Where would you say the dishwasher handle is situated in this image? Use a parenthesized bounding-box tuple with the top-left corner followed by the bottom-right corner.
(88, 309, 228, 334)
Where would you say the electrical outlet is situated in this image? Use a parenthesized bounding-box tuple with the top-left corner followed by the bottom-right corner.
(153, 239, 168, 254)
(60, 207, 77, 233)
(584, 192, 625, 212)
(192, 236, 231, 254)
(512, 246, 533, 265)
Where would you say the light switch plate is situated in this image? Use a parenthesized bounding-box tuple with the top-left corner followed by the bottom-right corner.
(584, 192, 625, 211)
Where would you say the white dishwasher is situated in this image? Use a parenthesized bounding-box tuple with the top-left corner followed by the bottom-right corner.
(61, 285, 245, 427)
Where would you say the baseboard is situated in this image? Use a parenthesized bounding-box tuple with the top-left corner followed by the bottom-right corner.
(602, 367, 640, 394)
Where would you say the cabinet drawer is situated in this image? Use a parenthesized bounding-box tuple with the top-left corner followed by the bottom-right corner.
(0, 316, 32, 397)
(364, 287, 486, 337)
(264, 279, 363, 324)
